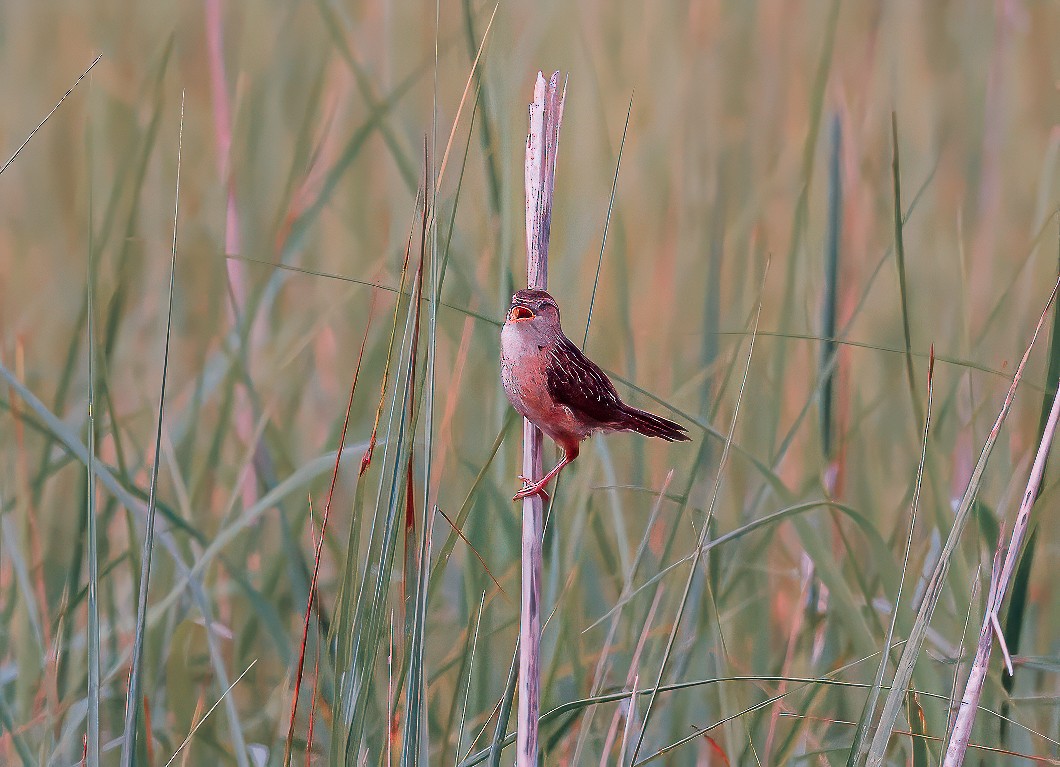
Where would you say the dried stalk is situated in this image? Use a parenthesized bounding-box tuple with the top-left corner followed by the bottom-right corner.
(518, 70, 565, 767)
(943, 380, 1060, 765)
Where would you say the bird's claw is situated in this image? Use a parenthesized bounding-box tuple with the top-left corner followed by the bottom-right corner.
(513, 475, 549, 502)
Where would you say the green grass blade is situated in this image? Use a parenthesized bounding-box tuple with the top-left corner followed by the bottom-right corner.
(768, 0, 839, 454)
(891, 112, 924, 430)
(401, 171, 431, 765)
(342, 246, 422, 760)
(486, 642, 519, 767)
(819, 113, 841, 460)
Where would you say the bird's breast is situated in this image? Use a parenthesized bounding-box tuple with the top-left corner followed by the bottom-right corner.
(500, 324, 552, 419)
(501, 326, 594, 448)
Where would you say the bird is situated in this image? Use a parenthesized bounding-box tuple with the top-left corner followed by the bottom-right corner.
(500, 288, 690, 501)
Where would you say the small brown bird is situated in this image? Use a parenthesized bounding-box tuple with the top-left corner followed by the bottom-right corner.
(501, 289, 690, 501)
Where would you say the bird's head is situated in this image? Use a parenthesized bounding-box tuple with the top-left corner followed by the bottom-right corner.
(505, 289, 562, 340)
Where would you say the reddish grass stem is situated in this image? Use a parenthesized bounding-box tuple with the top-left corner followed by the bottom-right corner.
(282, 303, 375, 766)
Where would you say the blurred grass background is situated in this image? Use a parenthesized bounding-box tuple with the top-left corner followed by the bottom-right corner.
(1, 1, 1059, 764)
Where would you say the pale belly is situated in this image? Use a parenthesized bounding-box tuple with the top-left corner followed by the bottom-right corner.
(500, 325, 592, 447)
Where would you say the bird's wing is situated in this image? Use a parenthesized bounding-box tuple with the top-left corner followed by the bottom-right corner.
(545, 335, 625, 426)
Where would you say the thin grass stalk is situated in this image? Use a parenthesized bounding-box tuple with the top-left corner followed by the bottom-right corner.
(435, 2, 497, 194)
(617, 674, 638, 766)
(0, 54, 101, 178)
(85, 87, 100, 767)
(906, 692, 931, 767)
(943, 358, 1060, 765)
(944, 565, 981, 747)
(582, 94, 632, 350)
(452, 592, 485, 766)
(163, 660, 257, 767)
(226, 253, 501, 328)
(518, 70, 565, 767)
(119, 91, 184, 767)
(305, 497, 322, 767)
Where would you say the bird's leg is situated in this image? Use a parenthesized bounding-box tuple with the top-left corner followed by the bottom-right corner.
(513, 448, 577, 501)
(515, 476, 549, 502)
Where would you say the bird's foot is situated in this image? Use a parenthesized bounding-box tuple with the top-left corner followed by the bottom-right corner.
(513, 475, 550, 502)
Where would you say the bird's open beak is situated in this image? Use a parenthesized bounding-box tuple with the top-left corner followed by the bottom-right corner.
(508, 305, 535, 322)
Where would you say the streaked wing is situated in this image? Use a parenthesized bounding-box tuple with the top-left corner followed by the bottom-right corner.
(545, 335, 624, 425)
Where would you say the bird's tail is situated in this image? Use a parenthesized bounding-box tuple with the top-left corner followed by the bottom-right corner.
(616, 405, 691, 442)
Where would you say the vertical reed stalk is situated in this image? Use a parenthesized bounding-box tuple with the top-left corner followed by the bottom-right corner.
(518, 70, 565, 767)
